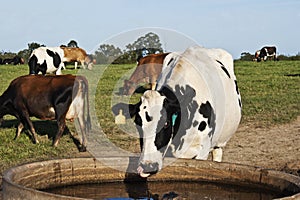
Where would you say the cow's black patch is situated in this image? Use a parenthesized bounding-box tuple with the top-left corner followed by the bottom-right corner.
(234, 80, 240, 95)
(28, 55, 38, 74)
(216, 60, 230, 78)
(40, 60, 48, 75)
(145, 111, 152, 122)
(198, 121, 207, 131)
(154, 104, 173, 151)
(46, 49, 61, 68)
(192, 120, 199, 127)
(167, 57, 174, 66)
(199, 101, 216, 137)
(157, 84, 198, 151)
(238, 98, 242, 108)
(178, 138, 184, 151)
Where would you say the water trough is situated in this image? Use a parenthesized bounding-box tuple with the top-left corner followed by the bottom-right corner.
(2, 157, 300, 199)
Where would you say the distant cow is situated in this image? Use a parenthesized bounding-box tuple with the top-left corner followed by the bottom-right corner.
(113, 46, 242, 177)
(0, 74, 91, 151)
(254, 46, 278, 62)
(123, 53, 170, 95)
(60, 46, 94, 70)
(28, 47, 65, 75)
(2, 56, 25, 65)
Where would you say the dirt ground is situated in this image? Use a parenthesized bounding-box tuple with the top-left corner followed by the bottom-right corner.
(223, 116, 300, 176)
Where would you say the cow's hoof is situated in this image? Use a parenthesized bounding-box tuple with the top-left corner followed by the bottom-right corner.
(79, 146, 87, 152)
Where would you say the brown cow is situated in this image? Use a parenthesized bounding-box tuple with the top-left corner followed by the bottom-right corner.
(61, 46, 94, 70)
(0, 74, 91, 151)
(123, 53, 169, 95)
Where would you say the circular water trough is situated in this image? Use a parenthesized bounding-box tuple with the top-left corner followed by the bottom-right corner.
(2, 157, 300, 200)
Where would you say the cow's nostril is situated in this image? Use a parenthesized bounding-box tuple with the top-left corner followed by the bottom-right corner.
(140, 162, 159, 174)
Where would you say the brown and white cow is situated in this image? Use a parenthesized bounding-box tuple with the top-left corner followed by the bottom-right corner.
(0, 74, 91, 151)
(123, 53, 170, 95)
(60, 46, 94, 70)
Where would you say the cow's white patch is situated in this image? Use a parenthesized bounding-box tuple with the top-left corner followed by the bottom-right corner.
(49, 107, 55, 115)
(66, 84, 84, 120)
(138, 90, 165, 171)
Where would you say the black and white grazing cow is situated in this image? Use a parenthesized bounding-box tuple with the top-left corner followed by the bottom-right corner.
(254, 46, 278, 62)
(2, 56, 25, 65)
(113, 46, 242, 177)
(28, 47, 65, 75)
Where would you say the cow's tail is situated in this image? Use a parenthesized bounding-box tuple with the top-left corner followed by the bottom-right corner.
(82, 76, 91, 132)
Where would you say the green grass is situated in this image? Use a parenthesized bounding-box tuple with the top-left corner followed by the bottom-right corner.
(235, 61, 300, 125)
(0, 61, 299, 176)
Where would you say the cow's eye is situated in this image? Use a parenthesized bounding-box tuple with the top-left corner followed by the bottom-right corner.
(164, 120, 170, 128)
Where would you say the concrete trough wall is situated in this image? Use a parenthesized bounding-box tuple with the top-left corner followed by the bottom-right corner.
(2, 157, 300, 200)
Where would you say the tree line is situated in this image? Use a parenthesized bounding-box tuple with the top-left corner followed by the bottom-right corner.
(2, 32, 299, 64)
(0, 32, 164, 65)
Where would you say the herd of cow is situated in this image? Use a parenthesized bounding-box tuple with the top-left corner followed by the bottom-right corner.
(0, 44, 275, 177)
(28, 46, 95, 75)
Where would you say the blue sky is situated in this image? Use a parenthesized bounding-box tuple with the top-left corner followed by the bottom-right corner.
(0, 0, 299, 59)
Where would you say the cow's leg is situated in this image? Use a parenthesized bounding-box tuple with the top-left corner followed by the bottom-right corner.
(56, 65, 63, 75)
(81, 61, 86, 69)
(19, 114, 39, 144)
(14, 122, 24, 140)
(53, 117, 66, 147)
(151, 81, 157, 90)
(195, 132, 211, 160)
(212, 147, 223, 162)
(74, 62, 78, 69)
(61, 62, 66, 70)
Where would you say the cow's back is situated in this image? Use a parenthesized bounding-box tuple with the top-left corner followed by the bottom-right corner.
(13, 75, 74, 95)
(61, 47, 87, 62)
(157, 46, 241, 152)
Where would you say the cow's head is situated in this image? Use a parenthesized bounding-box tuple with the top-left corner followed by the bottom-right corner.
(123, 80, 136, 95)
(85, 54, 95, 70)
(253, 50, 260, 62)
(112, 88, 180, 177)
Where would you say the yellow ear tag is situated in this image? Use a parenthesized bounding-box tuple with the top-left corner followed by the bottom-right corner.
(115, 109, 126, 124)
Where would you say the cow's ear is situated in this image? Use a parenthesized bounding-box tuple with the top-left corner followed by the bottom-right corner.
(112, 102, 140, 119)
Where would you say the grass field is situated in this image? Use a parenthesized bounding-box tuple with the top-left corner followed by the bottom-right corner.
(0, 60, 299, 175)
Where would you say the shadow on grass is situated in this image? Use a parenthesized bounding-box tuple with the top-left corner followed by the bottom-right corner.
(0, 119, 83, 151)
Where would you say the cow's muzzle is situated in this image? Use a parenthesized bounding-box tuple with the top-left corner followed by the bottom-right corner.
(137, 162, 159, 178)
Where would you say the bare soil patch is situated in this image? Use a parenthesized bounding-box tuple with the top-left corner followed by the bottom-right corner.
(223, 116, 300, 176)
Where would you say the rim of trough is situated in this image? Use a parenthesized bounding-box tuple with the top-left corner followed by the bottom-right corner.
(2, 157, 300, 200)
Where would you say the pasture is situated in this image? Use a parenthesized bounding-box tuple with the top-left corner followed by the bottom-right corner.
(0, 61, 299, 177)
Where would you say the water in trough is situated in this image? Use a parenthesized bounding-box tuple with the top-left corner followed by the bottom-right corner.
(43, 180, 282, 200)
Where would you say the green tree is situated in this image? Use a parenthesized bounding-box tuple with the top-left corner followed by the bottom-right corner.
(93, 32, 164, 64)
(125, 32, 163, 63)
(95, 44, 122, 64)
(17, 42, 45, 63)
(239, 52, 254, 61)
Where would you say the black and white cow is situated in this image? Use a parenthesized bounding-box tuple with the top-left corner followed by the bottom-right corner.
(2, 56, 25, 65)
(113, 46, 242, 177)
(254, 46, 278, 62)
(28, 47, 65, 75)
